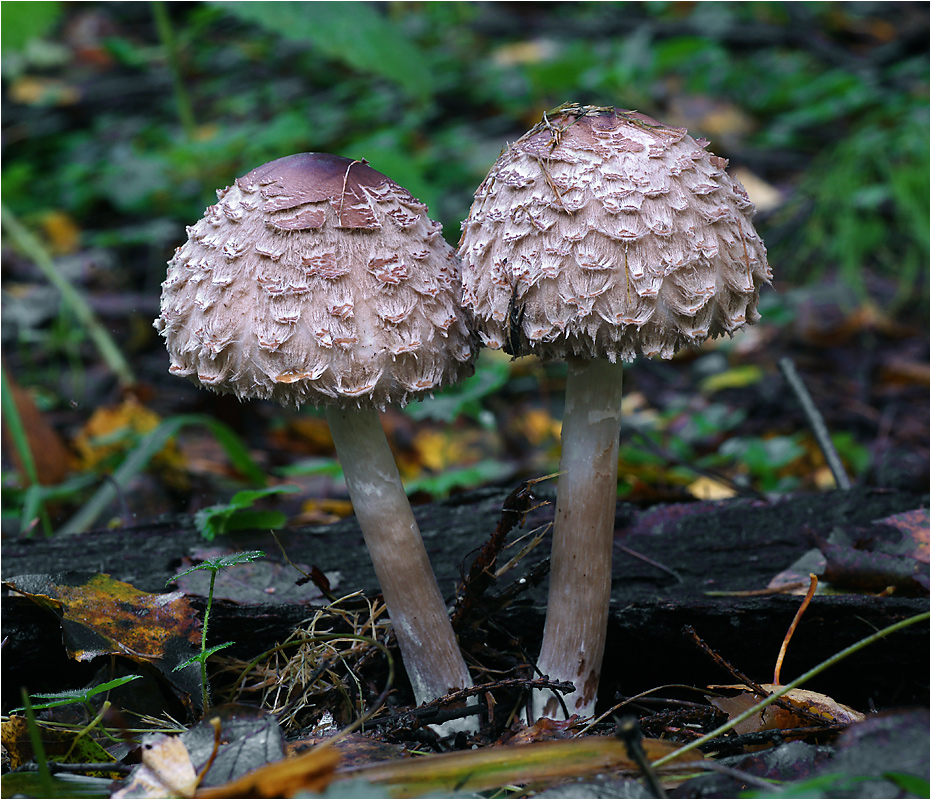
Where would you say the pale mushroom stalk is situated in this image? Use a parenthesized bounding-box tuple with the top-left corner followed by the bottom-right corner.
(325, 406, 473, 708)
(533, 357, 624, 719)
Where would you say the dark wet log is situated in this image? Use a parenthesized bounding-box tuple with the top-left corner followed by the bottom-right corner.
(3, 486, 927, 713)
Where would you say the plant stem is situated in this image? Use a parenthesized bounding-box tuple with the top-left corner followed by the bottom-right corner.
(1, 205, 136, 389)
(201, 568, 217, 711)
(151, 0, 197, 141)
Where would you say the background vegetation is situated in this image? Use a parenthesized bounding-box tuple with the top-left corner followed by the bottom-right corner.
(2, 1, 929, 536)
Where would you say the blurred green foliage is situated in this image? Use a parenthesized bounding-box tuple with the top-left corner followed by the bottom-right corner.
(0, 2, 925, 530)
(2, 1, 927, 302)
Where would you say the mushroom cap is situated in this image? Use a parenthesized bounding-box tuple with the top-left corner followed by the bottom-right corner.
(458, 104, 773, 362)
(155, 153, 475, 409)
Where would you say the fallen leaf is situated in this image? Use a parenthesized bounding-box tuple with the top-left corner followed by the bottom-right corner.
(73, 395, 183, 473)
(710, 684, 864, 746)
(3, 573, 203, 709)
(114, 734, 198, 799)
(333, 735, 701, 798)
(194, 743, 339, 798)
(40, 209, 82, 254)
(688, 475, 738, 500)
(1, 374, 72, 485)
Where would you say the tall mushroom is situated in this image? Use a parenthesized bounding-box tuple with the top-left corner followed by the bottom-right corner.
(458, 105, 772, 719)
(155, 153, 476, 724)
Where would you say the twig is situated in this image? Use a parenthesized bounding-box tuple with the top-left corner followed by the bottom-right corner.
(683, 626, 827, 727)
(653, 611, 930, 767)
(452, 475, 555, 628)
(773, 573, 818, 685)
(616, 717, 666, 798)
(778, 357, 852, 490)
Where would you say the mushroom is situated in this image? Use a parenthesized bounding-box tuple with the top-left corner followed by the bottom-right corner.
(458, 105, 772, 719)
(155, 153, 476, 724)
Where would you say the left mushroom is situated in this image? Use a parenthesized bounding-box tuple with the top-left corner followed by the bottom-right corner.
(154, 153, 476, 723)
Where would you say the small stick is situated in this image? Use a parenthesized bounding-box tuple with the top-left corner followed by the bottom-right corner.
(778, 357, 852, 490)
(684, 626, 827, 727)
(774, 573, 819, 685)
(616, 717, 666, 799)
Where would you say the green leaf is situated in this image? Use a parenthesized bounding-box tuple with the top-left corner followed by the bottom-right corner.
(173, 642, 234, 671)
(11, 675, 143, 712)
(700, 365, 765, 394)
(404, 460, 512, 499)
(194, 486, 298, 540)
(883, 772, 931, 796)
(407, 355, 511, 423)
(1, 1, 62, 51)
(169, 550, 266, 583)
(214, 1, 435, 98)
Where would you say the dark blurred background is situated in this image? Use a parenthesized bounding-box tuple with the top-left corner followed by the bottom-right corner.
(2, 1, 928, 537)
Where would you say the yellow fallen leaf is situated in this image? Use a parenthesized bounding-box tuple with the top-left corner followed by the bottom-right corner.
(688, 476, 737, 500)
(40, 210, 81, 255)
(73, 395, 183, 473)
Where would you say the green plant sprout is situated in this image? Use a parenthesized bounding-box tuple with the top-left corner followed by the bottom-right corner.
(169, 550, 266, 712)
(194, 486, 298, 541)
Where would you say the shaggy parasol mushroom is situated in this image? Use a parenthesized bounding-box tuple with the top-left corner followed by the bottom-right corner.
(155, 153, 476, 723)
(458, 104, 772, 719)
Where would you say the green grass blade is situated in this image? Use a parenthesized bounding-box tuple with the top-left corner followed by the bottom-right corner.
(1, 366, 53, 535)
(58, 414, 265, 535)
(1, 204, 136, 389)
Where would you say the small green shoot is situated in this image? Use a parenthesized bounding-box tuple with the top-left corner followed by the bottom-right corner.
(168, 550, 266, 712)
(194, 485, 298, 541)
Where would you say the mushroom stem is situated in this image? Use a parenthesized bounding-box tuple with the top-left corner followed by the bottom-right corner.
(325, 406, 474, 719)
(533, 356, 624, 720)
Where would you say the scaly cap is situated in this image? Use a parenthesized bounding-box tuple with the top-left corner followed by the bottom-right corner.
(155, 153, 475, 409)
(458, 104, 772, 361)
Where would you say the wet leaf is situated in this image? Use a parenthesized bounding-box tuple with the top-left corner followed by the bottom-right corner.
(194, 742, 339, 799)
(185, 705, 286, 788)
(3, 573, 202, 708)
